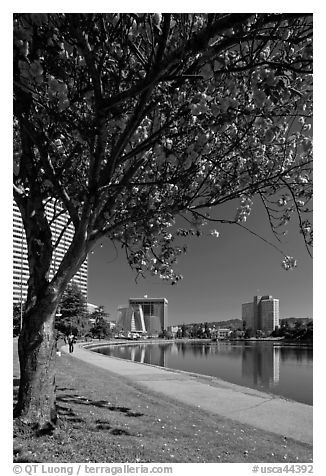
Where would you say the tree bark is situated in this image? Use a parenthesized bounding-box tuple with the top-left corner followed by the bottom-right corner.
(14, 287, 61, 431)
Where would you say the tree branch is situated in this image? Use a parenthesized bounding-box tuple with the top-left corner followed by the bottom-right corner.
(19, 118, 80, 228)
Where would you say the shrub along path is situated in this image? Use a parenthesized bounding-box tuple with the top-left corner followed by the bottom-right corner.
(13, 340, 313, 463)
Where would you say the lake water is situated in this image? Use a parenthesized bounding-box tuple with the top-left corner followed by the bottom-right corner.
(92, 341, 313, 405)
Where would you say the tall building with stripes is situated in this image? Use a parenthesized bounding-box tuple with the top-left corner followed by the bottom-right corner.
(13, 200, 88, 306)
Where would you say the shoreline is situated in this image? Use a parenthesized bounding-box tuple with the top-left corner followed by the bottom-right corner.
(13, 339, 313, 462)
(85, 343, 305, 405)
(82, 338, 312, 405)
(63, 341, 313, 445)
(82, 336, 313, 347)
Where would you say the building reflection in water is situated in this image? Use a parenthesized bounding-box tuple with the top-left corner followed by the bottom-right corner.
(140, 346, 146, 363)
(273, 346, 280, 383)
(127, 344, 166, 367)
(242, 344, 280, 387)
(170, 343, 178, 355)
(93, 341, 312, 403)
(98, 342, 280, 386)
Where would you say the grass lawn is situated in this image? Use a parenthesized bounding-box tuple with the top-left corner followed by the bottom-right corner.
(13, 340, 313, 463)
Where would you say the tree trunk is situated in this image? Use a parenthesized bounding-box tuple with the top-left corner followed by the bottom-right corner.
(13, 189, 90, 431)
(14, 288, 61, 432)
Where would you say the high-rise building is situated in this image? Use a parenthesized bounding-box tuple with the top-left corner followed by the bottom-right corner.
(13, 203, 29, 306)
(13, 200, 88, 307)
(129, 297, 168, 333)
(242, 295, 279, 333)
(116, 297, 168, 336)
(116, 305, 147, 334)
(260, 297, 280, 332)
(242, 302, 254, 329)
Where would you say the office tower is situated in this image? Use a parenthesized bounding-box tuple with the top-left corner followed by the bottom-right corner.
(116, 305, 146, 334)
(260, 296, 280, 332)
(116, 297, 168, 335)
(13, 200, 88, 306)
(242, 302, 254, 330)
(242, 295, 279, 333)
(13, 203, 29, 306)
(253, 295, 262, 329)
(129, 297, 168, 332)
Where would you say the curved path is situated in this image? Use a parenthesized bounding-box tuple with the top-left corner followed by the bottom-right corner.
(62, 342, 313, 445)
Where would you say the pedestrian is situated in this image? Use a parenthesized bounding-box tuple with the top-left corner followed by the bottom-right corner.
(67, 333, 75, 353)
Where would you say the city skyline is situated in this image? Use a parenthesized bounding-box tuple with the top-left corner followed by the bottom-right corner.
(11, 195, 313, 326)
(87, 198, 313, 325)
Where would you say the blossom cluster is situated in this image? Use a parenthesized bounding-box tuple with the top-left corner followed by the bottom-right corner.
(281, 256, 297, 271)
(13, 13, 313, 283)
(235, 196, 253, 223)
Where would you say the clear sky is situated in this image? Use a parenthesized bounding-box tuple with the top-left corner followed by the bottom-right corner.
(87, 198, 313, 325)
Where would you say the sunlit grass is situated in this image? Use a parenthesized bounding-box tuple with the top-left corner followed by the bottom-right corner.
(13, 340, 312, 463)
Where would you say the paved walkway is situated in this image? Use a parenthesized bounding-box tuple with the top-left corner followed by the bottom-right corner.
(62, 342, 313, 445)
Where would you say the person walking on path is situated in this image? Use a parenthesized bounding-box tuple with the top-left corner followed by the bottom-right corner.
(67, 333, 75, 353)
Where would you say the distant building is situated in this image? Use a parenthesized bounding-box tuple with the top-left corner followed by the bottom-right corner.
(260, 297, 280, 333)
(87, 303, 98, 314)
(116, 297, 168, 336)
(13, 200, 88, 306)
(167, 325, 179, 337)
(242, 302, 255, 330)
(242, 295, 279, 333)
(117, 304, 146, 334)
(107, 321, 117, 330)
(87, 303, 98, 324)
(217, 328, 232, 339)
(129, 297, 168, 333)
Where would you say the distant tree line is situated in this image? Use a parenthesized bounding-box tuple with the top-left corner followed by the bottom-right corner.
(172, 318, 313, 342)
(174, 322, 212, 339)
(271, 319, 313, 342)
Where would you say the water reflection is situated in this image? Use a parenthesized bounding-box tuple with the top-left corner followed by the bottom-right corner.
(125, 343, 166, 367)
(93, 341, 312, 404)
(242, 345, 280, 386)
(279, 345, 312, 362)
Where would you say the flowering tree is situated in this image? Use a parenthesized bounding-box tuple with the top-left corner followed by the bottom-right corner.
(13, 13, 312, 430)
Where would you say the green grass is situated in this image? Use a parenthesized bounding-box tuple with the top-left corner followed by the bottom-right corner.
(13, 340, 313, 463)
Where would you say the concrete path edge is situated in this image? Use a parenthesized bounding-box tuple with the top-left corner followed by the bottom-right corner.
(61, 342, 313, 445)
